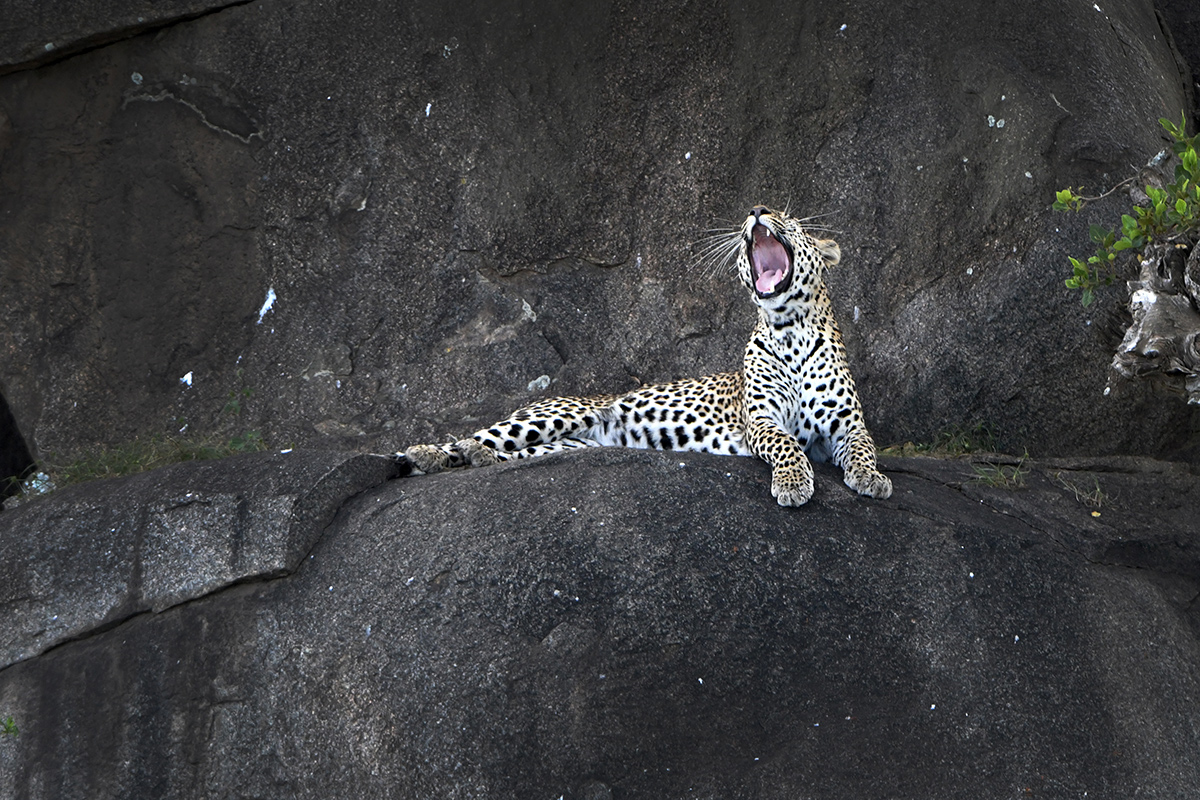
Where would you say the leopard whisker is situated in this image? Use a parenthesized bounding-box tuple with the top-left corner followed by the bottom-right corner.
(691, 230, 742, 280)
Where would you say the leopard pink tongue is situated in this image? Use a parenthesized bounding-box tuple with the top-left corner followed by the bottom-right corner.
(755, 266, 785, 294)
(752, 226, 789, 293)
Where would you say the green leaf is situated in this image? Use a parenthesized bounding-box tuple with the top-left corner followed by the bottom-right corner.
(1161, 111, 1189, 144)
(1113, 238, 1131, 251)
(1177, 198, 1188, 215)
(1065, 277, 1080, 288)
(1183, 148, 1198, 173)
(1088, 224, 1107, 244)
(1082, 288, 1096, 307)
(1054, 188, 1082, 212)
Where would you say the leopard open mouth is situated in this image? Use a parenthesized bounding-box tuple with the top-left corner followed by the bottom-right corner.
(749, 223, 793, 297)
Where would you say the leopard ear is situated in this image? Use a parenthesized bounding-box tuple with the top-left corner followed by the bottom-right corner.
(815, 238, 841, 267)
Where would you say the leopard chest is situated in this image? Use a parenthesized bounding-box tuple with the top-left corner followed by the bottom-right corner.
(746, 315, 851, 438)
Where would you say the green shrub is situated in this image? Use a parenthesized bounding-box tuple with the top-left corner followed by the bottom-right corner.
(1054, 112, 1200, 306)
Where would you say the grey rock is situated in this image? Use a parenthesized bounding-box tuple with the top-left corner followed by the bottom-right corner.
(0, 0, 248, 75)
(579, 780, 613, 800)
(1158, 0, 1200, 112)
(0, 393, 33, 502)
(3, 4, 1200, 797)
(1, 449, 1197, 798)
(0, 449, 397, 668)
(1, 0, 1198, 473)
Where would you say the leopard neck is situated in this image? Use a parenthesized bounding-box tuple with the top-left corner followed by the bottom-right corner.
(755, 281, 835, 331)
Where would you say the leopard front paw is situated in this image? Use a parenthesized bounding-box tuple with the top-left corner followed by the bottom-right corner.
(404, 444, 452, 475)
(771, 465, 815, 507)
(455, 439, 499, 468)
(844, 469, 892, 500)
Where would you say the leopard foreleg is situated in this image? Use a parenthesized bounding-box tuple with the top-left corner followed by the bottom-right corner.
(745, 415, 815, 506)
(831, 426, 892, 499)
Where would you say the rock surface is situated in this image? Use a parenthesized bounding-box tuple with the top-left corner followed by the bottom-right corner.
(0, 396, 33, 504)
(1, 449, 1197, 798)
(3, 4, 1200, 796)
(0, 450, 397, 667)
(1, 0, 1199, 479)
(0, 0, 251, 75)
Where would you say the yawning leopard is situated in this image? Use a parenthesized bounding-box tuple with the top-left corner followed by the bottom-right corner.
(396, 206, 891, 506)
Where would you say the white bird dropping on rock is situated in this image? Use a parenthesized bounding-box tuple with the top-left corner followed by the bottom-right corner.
(257, 287, 277, 324)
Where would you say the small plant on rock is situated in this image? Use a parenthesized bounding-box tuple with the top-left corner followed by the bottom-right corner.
(879, 423, 998, 458)
(971, 453, 1029, 490)
(48, 434, 268, 487)
(1, 716, 17, 738)
(1054, 112, 1200, 306)
(2, 432, 270, 507)
(1055, 112, 1200, 403)
(1051, 472, 1109, 508)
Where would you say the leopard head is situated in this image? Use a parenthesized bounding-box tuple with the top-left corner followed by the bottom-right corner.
(734, 206, 840, 310)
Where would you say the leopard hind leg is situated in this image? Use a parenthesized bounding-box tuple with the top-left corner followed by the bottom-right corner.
(469, 394, 618, 456)
(397, 441, 468, 475)
(397, 393, 618, 475)
(497, 438, 601, 459)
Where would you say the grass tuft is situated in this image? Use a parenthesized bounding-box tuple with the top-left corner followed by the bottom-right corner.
(970, 454, 1029, 490)
(879, 423, 999, 458)
(51, 431, 266, 487)
(7, 431, 267, 504)
(1052, 472, 1110, 508)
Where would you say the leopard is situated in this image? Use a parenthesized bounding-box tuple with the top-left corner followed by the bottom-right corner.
(395, 205, 891, 506)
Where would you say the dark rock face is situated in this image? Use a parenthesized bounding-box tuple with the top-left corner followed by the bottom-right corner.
(0, 450, 397, 667)
(1, 0, 1198, 466)
(0, 392, 34, 502)
(1159, 0, 1200, 106)
(0, 1, 251, 75)
(1, 450, 1198, 797)
(4, 5, 1200, 796)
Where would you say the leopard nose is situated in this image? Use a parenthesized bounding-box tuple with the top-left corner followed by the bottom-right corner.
(751, 205, 768, 218)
